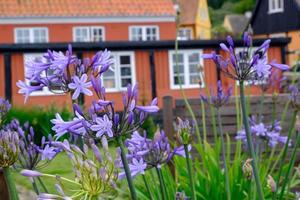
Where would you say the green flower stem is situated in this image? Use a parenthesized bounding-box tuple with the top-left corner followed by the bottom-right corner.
(155, 167, 167, 200)
(32, 178, 39, 195)
(216, 109, 231, 200)
(184, 144, 196, 200)
(116, 136, 137, 200)
(279, 133, 300, 200)
(275, 111, 297, 190)
(239, 81, 264, 200)
(3, 167, 19, 200)
(201, 100, 207, 141)
(142, 174, 153, 200)
(37, 177, 48, 193)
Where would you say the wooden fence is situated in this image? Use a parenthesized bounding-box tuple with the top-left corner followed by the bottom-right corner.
(161, 94, 294, 142)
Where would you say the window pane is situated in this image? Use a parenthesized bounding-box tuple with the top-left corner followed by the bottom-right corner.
(16, 29, 30, 43)
(131, 27, 143, 41)
(188, 53, 199, 63)
(102, 68, 116, 88)
(174, 75, 185, 85)
(172, 54, 184, 63)
(189, 74, 199, 84)
(174, 64, 184, 73)
(120, 56, 130, 65)
(33, 29, 47, 43)
(75, 28, 89, 42)
(121, 78, 132, 87)
(121, 67, 131, 76)
(91, 28, 103, 42)
(189, 64, 198, 73)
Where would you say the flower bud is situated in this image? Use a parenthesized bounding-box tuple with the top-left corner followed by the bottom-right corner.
(242, 158, 253, 180)
(176, 117, 191, 145)
(0, 130, 19, 167)
(267, 174, 276, 193)
(21, 169, 42, 177)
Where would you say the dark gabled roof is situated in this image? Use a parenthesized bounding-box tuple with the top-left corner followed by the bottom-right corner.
(250, 0, 300, 35)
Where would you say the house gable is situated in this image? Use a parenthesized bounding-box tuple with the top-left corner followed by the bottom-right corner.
(251, 0, 300, 35)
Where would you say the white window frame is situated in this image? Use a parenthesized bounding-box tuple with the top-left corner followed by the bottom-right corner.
(14, 27, 49, 43)
(269, 0, 284, 14)
(23, 53, 64, 96)
(73, 26, 105, 42)
(169, 50, 205, 90)
(177, 28, 193, 41)
(102, 51, 136, 93)
(129, 26, 159, 41)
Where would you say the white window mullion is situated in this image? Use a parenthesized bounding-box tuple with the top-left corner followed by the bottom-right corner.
(184, 54, 189, 87)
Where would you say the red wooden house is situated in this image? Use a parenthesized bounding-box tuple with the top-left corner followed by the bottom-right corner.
(0, 0, 290, 110)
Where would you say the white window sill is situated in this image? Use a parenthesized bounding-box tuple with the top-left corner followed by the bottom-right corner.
(29, 90, 66, 97)
(171, 84, 204, 90)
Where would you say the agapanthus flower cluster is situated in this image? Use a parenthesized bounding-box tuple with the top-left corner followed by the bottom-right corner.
(6, 119, 59, 170)
(120, 130, 187, 178)
(201, 80, 232, 108)
(0, 97, 11, 123)
(51, 83, 159, 140)
(22, 139, 118, 199)
(17, 45, 113, 102)
(202, 32, 289, 82)
(289, 84, 300, 110)
(259, 70, 286, 93)
(236, 116, 289, 148)
(0, 129, 19, 168)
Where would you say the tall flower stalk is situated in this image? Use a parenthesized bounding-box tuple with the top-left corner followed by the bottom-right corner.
(177, 118, 196, 200)
(203, 32, 289, 200)
(239, 80, 264, 199)
(201, 81, 232, 200)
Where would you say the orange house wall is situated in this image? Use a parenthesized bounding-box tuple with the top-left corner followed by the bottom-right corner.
(4, 46, 284, 109)
(154, 49, 218, 107)
(83, 50, 153, 111)
(0, 54, 4, 97)
(0, 22, 176, 43)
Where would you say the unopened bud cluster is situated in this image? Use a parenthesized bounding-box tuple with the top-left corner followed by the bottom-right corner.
(0, 129, 19, 168)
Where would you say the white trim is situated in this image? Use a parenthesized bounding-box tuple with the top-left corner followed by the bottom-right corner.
(73, 26, 105, 42)
(103, 51, 136, 93)
(268, 0, 284, 14)
(14, 27, 49, 43)
(168, 49, 205, 90)
(129, 25, 160, 41)
(23, 53, 65, 96)
(0, 16, 175, 24)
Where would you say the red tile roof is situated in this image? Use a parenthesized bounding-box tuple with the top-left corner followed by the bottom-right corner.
(0, 0, 175, 18)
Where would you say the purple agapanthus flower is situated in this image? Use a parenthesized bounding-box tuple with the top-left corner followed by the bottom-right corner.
(51, 112, 87, 139)
(68, 74, 93, 99)
(17, 45, 113, 102)
(17, 80, 43, 102)
(236, 116, 289, 148)
(118, 130, 189, 178)
(201, 80, 232, 108)
(90, 115, 113, 138)
(202, 32, 289, 82)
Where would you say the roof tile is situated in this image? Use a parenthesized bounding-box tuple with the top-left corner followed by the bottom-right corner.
(0, 0, 175, 17)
